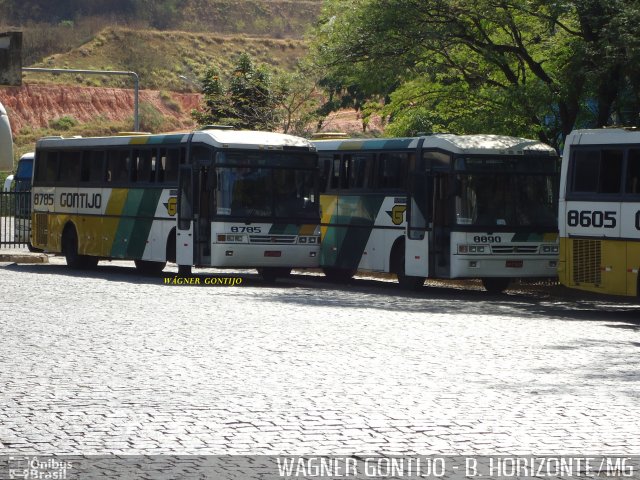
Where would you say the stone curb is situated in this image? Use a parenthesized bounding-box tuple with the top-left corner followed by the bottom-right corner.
(0, 253, 48, 264)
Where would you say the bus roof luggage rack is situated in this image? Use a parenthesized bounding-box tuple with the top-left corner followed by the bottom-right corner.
(200, 125, 234, 130)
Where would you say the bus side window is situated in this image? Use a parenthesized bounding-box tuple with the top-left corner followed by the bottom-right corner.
(158, 149, 167, 183)
(133, 149, 154, 183)
(330, 155, 341, 190)
(378, 153, 408, 189)
(58, 150, 82, 184)
(571, 150, 600, 193)
(626, 149, 640, 194)
(318, 155, 332, 193)
(107, 149, 130, 184)
(600, 149, 622, 193)
(159, 148, 181, 184)
(34, 151, 55, 184)
(44, 151, 59, 184)
(83, 150, 105, 183)
(571, 149, 622, 194)
(341, 155, 350, 189)
(349, 154, 374, 189)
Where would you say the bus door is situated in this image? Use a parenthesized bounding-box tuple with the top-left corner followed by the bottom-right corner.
(424, 151, 453, 277)
(429, 172, 452, 277)
(406, 170, 430, 277)
(194, 156, 215, 265)
(176, 165, 194, 267)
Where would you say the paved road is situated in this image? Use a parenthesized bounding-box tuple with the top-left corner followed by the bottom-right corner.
(1, 256, 639, 456)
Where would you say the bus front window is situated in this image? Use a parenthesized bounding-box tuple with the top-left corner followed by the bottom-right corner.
(217, 167, 272, 217)
(273, 169, 317, 219)
(455, 173, 557, 227)
(216, 167, 318, 219)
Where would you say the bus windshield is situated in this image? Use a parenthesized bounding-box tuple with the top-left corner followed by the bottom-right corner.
(216, 166, 317, 219)
(455, 170, 557, 227)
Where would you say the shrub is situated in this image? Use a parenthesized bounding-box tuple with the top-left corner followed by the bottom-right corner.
(48, 115, 78, 130)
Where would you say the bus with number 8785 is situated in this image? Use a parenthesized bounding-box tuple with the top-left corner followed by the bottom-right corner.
(31, 127, 321, 279)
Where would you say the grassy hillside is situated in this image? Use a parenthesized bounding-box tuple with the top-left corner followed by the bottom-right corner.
(2, 0, 322, 66)
(162, 0, 322, 38)
(24, 27, 309, 91)
(2, 0, 322, 38)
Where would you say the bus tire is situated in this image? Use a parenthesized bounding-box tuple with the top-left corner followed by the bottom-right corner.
(481, 277, 511, 293)
(62, 225, 97, 269)
(134, 259, 167, 275)
(178, 265, 192, 275)
(390, 241, 425, 290)
(258, 267, 292, 282)
(166, 229, 176, 264)
(322, 267, 356, 283)
(397, 273, 426, 290)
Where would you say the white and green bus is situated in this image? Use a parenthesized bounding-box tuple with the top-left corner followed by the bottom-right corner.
(31, 127, 320, 279)
(314, 134, 559, 292)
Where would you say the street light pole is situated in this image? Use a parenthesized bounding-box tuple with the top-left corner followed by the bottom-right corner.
(22, 67, 140, 131)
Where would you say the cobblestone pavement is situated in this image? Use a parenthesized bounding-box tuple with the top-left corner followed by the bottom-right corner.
(1, 254, 639, 456)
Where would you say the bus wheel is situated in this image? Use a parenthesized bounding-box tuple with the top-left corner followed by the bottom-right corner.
(178, 265, 192, 275)
(481, 277, 511, 293)
(391, 245, 424, 290)
(134, 259, 167, 275)
(322, 267, 356, 283)
(258, 267, 292, 282)
(397, 274, 426, 290)
(62, 226, 96, 269)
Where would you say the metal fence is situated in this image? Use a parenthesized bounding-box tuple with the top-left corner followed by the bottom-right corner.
(0, 190, 31, 247)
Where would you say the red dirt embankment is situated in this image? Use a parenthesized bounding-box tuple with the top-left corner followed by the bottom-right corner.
(0, 83, 382, 137)
(0, 84, 201, 134)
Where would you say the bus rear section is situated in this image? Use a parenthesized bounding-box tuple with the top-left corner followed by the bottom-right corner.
(315, 135, 559, 292)
(558, 128, 640, 296)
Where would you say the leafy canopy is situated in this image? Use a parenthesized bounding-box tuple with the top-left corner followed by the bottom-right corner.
(311, 0, 640, 148)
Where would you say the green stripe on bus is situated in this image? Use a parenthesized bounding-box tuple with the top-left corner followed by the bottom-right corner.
(110, 190, 144, 258)
(127, 189, 163, 258)
(111, 189, 161, 259)
(321, 195, 385, 269)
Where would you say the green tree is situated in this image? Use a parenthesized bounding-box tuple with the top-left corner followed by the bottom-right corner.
(310, 0, 640, 148)
(193, 53, 282, 130)
(191, 67, 237, 127)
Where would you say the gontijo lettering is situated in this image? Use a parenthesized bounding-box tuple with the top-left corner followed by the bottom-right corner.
(59, 192, 102, 209)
